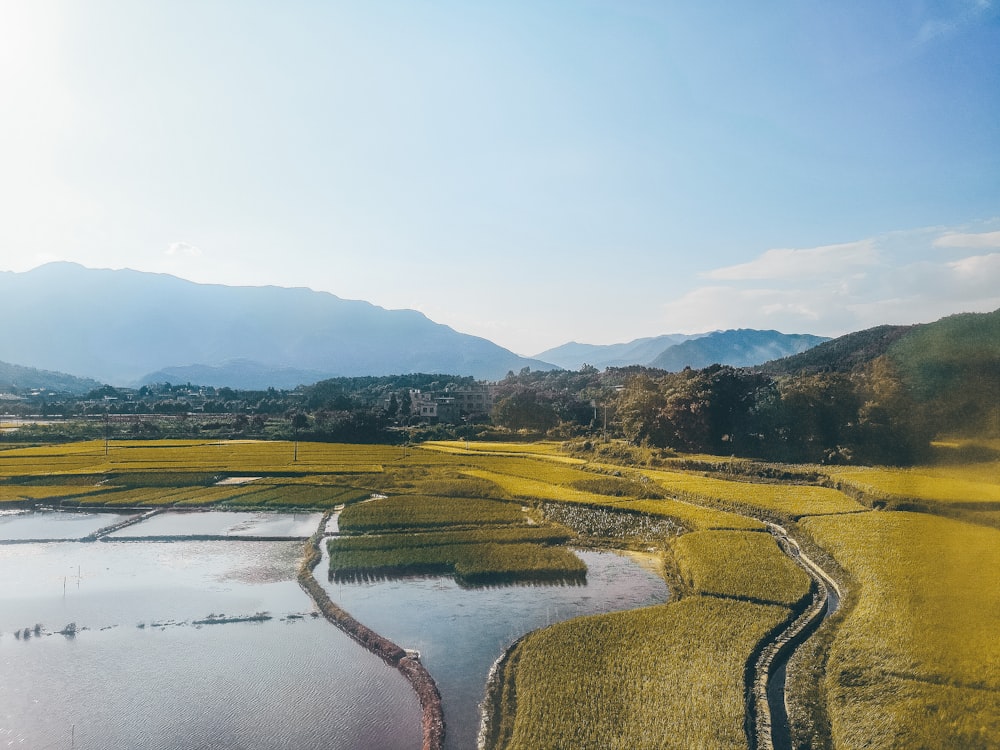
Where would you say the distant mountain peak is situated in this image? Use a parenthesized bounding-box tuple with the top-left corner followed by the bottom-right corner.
(0, 264, 558, 387)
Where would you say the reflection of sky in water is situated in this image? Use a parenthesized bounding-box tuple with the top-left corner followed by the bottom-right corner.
(324, 546, 671, 750)
(0, 540, 308, 630)
(0, 509, 136, 540)
(1, 622, 421, 750)
(109, 511, 322, 538)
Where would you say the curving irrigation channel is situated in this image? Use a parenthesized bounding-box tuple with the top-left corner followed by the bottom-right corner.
(751, 522, 842, 750)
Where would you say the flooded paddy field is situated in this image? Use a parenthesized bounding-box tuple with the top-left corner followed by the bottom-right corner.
(0, 518, 420, 750)
(323, 545, 670, 750)
(1, 510, 668, 750)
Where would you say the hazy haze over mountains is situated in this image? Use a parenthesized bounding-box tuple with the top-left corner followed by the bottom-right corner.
(0, 264, 833, 389)
(0, 263, 557, 386)
(536, 330, 829, 371)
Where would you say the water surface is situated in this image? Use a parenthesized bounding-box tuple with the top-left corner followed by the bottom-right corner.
(108, 510, 322, 538)
(0, 509, 136, 541)
(0, 538, 420, 750)
(323, 546, 670, 750)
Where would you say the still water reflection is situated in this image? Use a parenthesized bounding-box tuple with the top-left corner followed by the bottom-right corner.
(323, 545, 671, 750)
(1, 513, 670, 750)
(0, 534, 420, 750)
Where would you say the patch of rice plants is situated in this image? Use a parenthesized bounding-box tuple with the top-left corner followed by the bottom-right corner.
(0, 485, 107, 503)
(801, 511, 1000, 749)
(640, 468, 862, 518)
(672, 530, 812, 606)
(823, 465, 1000, 507)
(462, 469, 620, 505)
(330, 526, 573, 552)
(338, 494, 527, 532)
(487, 598, 791, 750)
(329, 541, 586, 586)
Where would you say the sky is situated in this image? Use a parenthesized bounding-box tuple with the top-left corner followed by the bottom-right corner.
(1, 1, 998, 356)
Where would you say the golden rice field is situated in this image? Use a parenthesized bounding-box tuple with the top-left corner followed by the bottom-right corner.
(824, 464, 1000, 506)
(0, 439, 394, 476)
(801, 511, 1000, 749)
(0, 484, 107, 503)
(337, 494, 527, 532)
(637, 468, 863, 518)
(672, 530, 812, 606)
(610, 498, 765, 531)
(489, 598, 791, 750)
(4, 438, 999, 748)
(422, 440, 583, 462)
(461, 468, 624, 505)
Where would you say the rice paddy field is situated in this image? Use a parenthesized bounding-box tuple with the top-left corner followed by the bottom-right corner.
(3, 437, 998, 749)
(488, 598, 791, 750)
(800, 511, 1000, 749)
(671, 530, 812, 606)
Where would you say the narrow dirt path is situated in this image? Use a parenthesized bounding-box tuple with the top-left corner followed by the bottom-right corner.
(750, 522, 842, 750)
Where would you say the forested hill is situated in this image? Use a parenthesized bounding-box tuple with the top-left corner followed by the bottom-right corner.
(0, 360, 103, 395)
(650, 329, 827, 371)
(888, 309, 1000, 437)
(757, 324, 914, 375)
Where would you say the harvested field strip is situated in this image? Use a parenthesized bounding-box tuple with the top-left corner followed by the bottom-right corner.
(639, 468, 862, 518)
(328, 541, 586, 586)
(801, 512, 1000, 749)
(488, 598, 791, 750)
(338, 494, 526, 533)
(673, 530, 813, 606)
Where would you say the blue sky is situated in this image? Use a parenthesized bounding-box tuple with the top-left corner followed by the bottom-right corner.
(1, 1, 998, 355)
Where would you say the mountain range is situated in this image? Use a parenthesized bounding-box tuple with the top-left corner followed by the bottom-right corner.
(0, 263, 829, 389)
(0, 263, 556, 386)
(534, 329, 828, 371)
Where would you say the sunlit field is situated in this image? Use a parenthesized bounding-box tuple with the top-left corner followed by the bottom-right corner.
(801, 511, 1000, 749)
(3, 438, 998, 749)
(489, 598, 790, 750)
(672, 530, 812, 605)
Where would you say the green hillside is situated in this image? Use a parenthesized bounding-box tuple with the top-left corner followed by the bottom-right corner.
(888, 309, 1000, 436)
(758, 324, 913, 375)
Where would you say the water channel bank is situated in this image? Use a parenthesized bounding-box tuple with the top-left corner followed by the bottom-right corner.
(752, 523, 843, 750)
(298, 515, 445, 750)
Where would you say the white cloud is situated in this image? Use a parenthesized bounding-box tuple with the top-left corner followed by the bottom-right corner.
(165, 241, 202, 258)
(662, 229, 1000, 336)
(933, 230, 1000, 249)
(704, 240, 877, 282)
